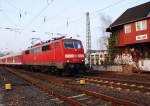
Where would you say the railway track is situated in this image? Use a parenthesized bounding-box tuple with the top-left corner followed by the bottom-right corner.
(5, 68, 140, 106)
(79, 76, 150, 94)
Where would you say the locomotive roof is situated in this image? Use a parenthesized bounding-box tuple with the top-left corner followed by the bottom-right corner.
(25, 38, 81, 51)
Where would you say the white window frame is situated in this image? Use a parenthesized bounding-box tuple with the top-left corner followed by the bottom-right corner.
(124, 24, 131, 34)
(135, 20, 147, 31)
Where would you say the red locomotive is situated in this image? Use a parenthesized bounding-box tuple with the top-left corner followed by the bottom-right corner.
(0, 37, 85, 75)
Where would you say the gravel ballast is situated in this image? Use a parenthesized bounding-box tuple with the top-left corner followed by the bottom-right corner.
(0, 67, 69, 106)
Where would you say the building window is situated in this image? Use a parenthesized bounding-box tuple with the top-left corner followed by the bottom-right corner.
(135, 20, 147, 31)
(124, 24, 131, 33)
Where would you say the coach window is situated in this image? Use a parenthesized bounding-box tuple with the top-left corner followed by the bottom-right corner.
(18, 56, 20, 60)
(15, 56, 17, 60)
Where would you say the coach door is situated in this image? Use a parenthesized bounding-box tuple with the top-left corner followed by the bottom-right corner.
(54, 42, 60, 62)
(50, 43, 55, 64)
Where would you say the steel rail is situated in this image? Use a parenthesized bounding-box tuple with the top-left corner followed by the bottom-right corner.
(6, 68, 84, 106)
(6, 68, 140, 106)
(84, 76, 150, 86)
(83, 78, 150, 93)
(34, 73, 140, 106)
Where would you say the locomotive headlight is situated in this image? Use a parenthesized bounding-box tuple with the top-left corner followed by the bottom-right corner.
(78, 54, 84, 58)
(65, 54, 75, 58)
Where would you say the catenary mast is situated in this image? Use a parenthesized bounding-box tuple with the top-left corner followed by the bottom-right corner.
(86, 12, 91, 64)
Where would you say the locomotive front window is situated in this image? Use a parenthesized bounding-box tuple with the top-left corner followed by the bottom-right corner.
(64, 41, 74, 48)
(64, 41, 82, 49)
(74, 41, 82, 49)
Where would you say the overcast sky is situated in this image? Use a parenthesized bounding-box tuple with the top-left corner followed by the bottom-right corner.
(0, 0, 149, 52)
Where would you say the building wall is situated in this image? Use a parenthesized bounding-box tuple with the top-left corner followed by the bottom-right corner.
(89, 51, 107, 65)
(139, 59, 150, 71)
(116, 19, 150, 46)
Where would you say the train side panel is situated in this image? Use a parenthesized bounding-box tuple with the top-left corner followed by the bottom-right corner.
(0, 54, 22, 65)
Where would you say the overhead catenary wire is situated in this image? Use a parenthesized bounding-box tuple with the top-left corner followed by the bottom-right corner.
(0, 10, 15, 25)
(45, 0, 127, 34)
(35, 0, 82, 33)
(3, 0, 55, 34)
(18, 0, 128, 38)
(21, 0, 55, 33)
(4, 0, 28, 32)
(0, 0, 147, 52)
(0, 0, 142, 36)
(0, 0, 129, 34)
(4, 0, 27, 19)
(5, 0, 20, 11)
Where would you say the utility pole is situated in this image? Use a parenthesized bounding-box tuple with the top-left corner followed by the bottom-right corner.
(86, 12, 91, 64)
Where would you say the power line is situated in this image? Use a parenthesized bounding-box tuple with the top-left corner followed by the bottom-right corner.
(1, 0, 140, 37)
(92, 0, 125, 14)
(4, 0, 27, 31)
(0, 10, 15, 25)
(3, 0, 58, 20)
(2, 0, 126, 35)
(5, 0, 27, 18)
(22, 0, 54, 32)
(35, 0, 82, 32)
(5, 0, 20, 11)
(44, 0, 126, 33)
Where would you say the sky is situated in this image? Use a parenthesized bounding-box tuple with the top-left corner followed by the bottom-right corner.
(0, 0, 149, 53)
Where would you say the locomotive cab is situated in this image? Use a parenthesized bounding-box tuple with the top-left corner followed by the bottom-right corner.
(63, 39, 85, 74)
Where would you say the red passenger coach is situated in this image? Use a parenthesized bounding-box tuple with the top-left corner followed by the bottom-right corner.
(0, 53, 22, 65)
(22, 37, 85, 74)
